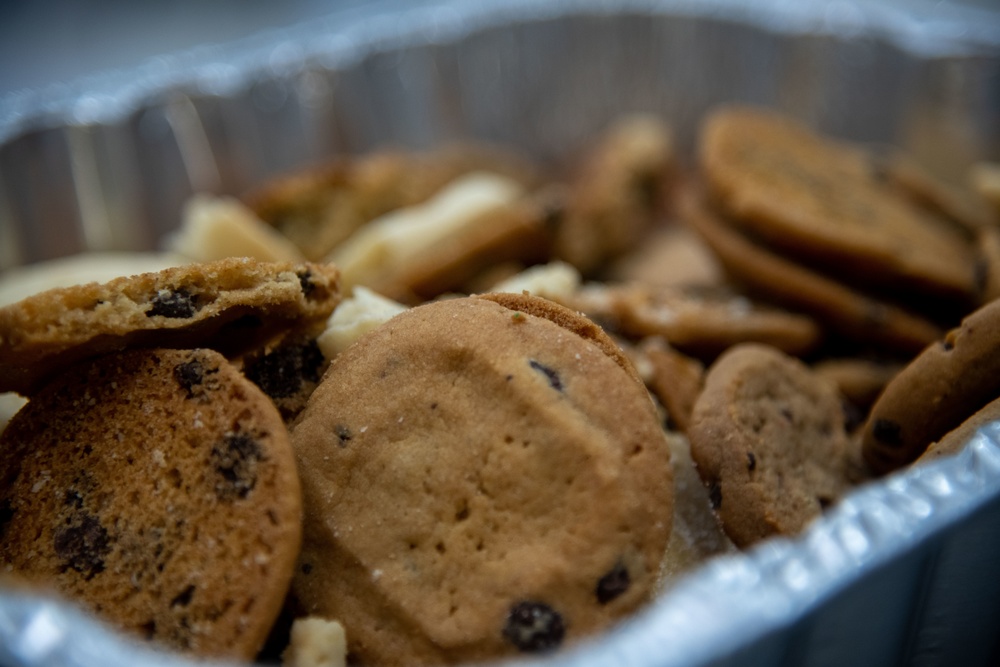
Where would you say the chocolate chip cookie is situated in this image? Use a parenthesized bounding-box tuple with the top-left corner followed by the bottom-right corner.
(290, 293, 673, 665)
(688, 343, 856, 548)
(0, 257, 341, 395)
(0, 348, 302, 660)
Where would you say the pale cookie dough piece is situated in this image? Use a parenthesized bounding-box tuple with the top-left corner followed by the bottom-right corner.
(282, 618, 348, 667)
(170, 195, 305, 263)
(688, 344, 856, 549)
(0, 257, 341, 396)
(0, 348, 302, 660)
(0, 392, 27, 434)
(291, 294, 672, 665)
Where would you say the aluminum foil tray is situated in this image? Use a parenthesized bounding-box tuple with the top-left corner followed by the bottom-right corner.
(2, 1, 1000, 666)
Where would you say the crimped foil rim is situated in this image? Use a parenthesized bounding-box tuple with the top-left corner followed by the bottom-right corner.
(2, 0, 999, 144)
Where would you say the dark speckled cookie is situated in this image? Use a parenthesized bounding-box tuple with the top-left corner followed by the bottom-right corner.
(0, 258, 341, 396)
(862, 298, 1000, 474)
(290, 293, 673, 666)
(0, 348, 302, 660)
(701, 106, 978, 304)
(688, 343, 856, 548)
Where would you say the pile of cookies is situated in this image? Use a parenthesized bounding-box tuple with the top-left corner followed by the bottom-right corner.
(1, 107, 999, 667)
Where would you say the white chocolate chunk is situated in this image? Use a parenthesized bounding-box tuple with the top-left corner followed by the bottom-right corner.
(328, 172, 524, 289)
(282, 617, 348, 667)
(317, 286, 407, 359)
(170, 194, 305, 263)
(488, 260, 581, 303)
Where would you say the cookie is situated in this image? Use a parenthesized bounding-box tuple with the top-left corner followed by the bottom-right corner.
(570, 281, 823, 360)
(976, 227, 1000, 304)
(678, 186, 943, 354)
(862, 297, 1000, 474)
(0, 348, 302, 660)
(0, 257, 341, 396)
(878, 151, 997, 237)
(290, 293, 673, 665)
(687, 343, 856, 548)
(554, 115, 674, 274)
(701, 106, 977, 304)
(812, 357, 903, 419)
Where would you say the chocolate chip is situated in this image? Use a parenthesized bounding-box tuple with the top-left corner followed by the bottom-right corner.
(297, 270, 316, 298)
(872, 418, 903, 447)
(174, 360, 209, 397)
(596, 562, 630, 604)
(502, 601, 565, 653)
(942, 329, 959, 352)
(747, 452, 757, 472)
(171, 585, 196, 608)
(301, 563, 313, 575)
(53, 513, 110, 580)
(529, 360, 563, 392)
(147, 288, 198, 318)
(211, 432, 264, 500)
(335, 425, 352, 446)
(0, 498, 14, 538)
(244, 341, 325, 399)
(708, 480, 722, 510)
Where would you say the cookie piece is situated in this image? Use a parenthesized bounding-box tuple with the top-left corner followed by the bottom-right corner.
(678, 187, 943, 354)
(862, 298, 1000, 474)
(606, 223, 725, 289)
(701, 106, 977, 303)
(0, 258, 341, 396)
(812, 357, 903, 420)
(554, 115, 674, 274)
(688, 344, 856, 548)
(878, 151, 997, 236)
(0, 348, 302, 660)
(290, 294, 672, 665)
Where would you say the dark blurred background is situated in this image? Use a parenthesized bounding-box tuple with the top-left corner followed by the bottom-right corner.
(1, 0, 998, 97)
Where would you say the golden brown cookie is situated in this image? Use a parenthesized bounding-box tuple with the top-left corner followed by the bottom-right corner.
(554, 115, 674, 274)
(570, 281, 822, 360)
(812, 357, 903, 417)
(239, 324, 330, 422)
(862, 298, 1000, 474)
(678, 187, 943, 354)
(701, 106, 978, 304)
(290, 294, 673, 665)
(0, 258, 341, 396)
(0, 348, 302, 660)
(688, 344, 856, 549)
(606, 223, 725, 288)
